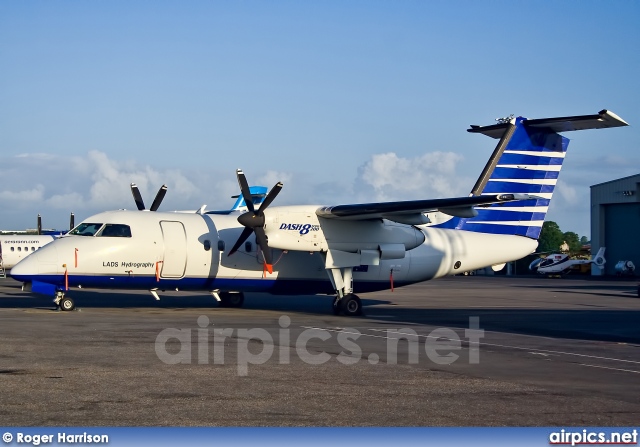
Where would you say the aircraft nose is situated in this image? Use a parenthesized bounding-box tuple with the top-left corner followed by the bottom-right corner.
(10, 254, 39, 281)
(10, 244, 59, 282)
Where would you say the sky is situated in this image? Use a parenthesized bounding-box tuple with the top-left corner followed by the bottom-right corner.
(1, 1, 639, 238)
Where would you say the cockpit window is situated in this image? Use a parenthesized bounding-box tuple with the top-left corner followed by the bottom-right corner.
(98, 224, 132, 238)
(69, 223, 104, 236)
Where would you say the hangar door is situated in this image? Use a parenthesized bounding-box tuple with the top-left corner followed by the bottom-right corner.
(160, 221, 187, 278)
(604, 203, 640, 276)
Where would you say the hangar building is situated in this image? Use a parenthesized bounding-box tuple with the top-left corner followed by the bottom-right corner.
(590, 174, 640, 275)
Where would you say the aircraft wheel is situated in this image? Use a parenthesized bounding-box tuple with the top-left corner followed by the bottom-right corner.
(219, 292, 245, 308)
(340, 294, 363, 317)
(60, 297, 75, 312)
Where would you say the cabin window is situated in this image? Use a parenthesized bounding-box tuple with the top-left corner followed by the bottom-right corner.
(11, 247, 14, 252)
(203, 240, 211, 251)
(31, 247, 35, 251)
(17, 247, 21, 252)
(540, 259, 554, 267)
(218, 240, 225, 252)
(69, 223, 104, 236)
(98, 224, 132, 238)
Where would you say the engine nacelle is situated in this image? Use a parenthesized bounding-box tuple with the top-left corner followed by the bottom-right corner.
(264, 206, 425, 254)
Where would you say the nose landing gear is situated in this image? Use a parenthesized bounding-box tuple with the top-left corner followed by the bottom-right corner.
(54, 291, 76, 311)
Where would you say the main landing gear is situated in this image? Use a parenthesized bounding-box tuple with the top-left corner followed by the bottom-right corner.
(327, 266, 363, 316)
(218, 291, 245, 308)
(333, 293, 363, 316)
(54, 291, 76, 311)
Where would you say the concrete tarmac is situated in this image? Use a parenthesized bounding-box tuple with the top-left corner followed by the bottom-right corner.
(0, 275, 639, 426)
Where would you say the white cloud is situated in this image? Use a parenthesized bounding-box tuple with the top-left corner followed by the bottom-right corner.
(355, 151, 466, 201)
(555, 179, 578, 205)
(0, 151, 205, 229)
(0, 185, 45, 203)
(0, 150, 304, 229)
(257, 170, 293, 189)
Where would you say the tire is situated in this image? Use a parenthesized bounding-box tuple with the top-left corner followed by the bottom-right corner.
(340, 294, 363, 317)
(60, 297, 75, 311)
(219, 292, 245, 308)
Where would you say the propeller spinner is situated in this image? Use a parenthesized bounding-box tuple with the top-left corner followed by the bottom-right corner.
(228, 169, 283, 274)
(130, 183, 168, 211)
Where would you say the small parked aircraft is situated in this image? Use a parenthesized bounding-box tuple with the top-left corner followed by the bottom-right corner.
(10, 110, 628, 314)
(529, 247, 606, 275)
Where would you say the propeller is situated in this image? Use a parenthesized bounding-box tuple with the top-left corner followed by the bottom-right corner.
(130, 183, 168, 211)
(228, 169, 283, 274)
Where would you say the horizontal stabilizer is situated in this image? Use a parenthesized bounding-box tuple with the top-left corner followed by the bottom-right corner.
(468, 110, 628, 139)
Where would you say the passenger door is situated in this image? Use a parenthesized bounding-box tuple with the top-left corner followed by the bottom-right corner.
(160, 221, 187, 278)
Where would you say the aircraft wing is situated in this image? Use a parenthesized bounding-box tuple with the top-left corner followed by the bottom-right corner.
(316, 193, 540, 223)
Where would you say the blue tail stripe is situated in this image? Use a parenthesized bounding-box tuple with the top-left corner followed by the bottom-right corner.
(482, 182, 555, 194)
(473, 209, 547, 221)
(476, 199, 551, 210)
(460, 223, 542, 238)
(435, 219, 542, 238)
(498, 153, 565, 166)
(509, 126, 569, 152)
(482, 198, 550, 207)
(491, 168, 559, 180)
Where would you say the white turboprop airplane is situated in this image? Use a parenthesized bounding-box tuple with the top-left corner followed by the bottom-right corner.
(10, 110, 628, 314)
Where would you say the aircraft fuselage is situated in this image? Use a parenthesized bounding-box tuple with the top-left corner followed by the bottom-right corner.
(10, 209, 537, 295)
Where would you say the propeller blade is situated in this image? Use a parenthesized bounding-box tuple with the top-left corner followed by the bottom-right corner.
(228, 226, 254, 257)
(258, 182, 283, 213)
(254, 227, 273, 273)
(149, 185, 168, 212)
(37, 214, 42, 235)
(69, 213, 75, 231)
(236, 169, 254, 213)
(130, 183, 146, 210)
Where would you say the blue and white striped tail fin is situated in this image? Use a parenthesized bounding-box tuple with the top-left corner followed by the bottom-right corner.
(462, 117, 566, 238)
(433, 110, 628, 239)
